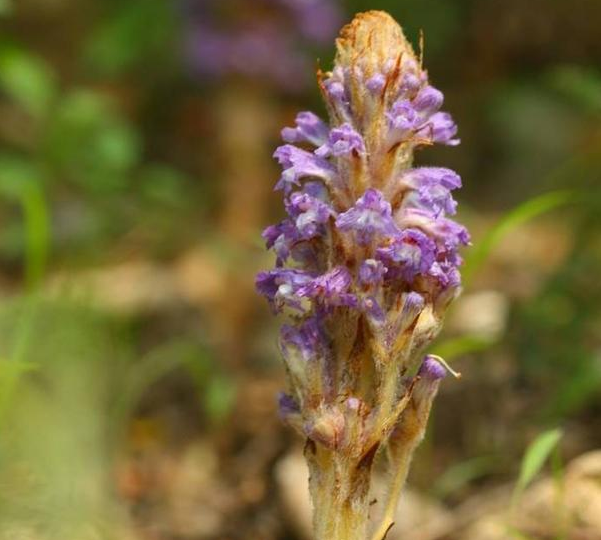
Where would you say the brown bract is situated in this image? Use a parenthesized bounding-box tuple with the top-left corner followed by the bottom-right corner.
(335, 11, 416, 80)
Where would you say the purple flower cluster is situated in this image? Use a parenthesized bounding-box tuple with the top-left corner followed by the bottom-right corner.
(257, 119, 468, 314)
(181, 0, 342, 90)
(256, 11, 468, 452)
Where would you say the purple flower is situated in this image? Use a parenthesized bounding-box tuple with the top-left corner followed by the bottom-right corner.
(377, 229, 437, 280)
(419, 112, 460, 146)
(401, 167, 462, 216)
(366, 73, 387, 93)
(256, 269, 314, 311)
(282, 112, 330, 147)
(277, 392, 301, 418)
(316, 123, 366, 158)
(407, 167, 462, 191)
(400, 292, 425, 320)
(428, 260, 461, 288)
(418, 355, 447, 380)
(262, 222, 287, 248)
(358, 259, 387, 285)
(397, 56, 425, 94)
(302, 180, 329, 200)
(386, 291, 425, 343)
(387, 86, 458, 147)
(336, 189, 399, 245)
(297, 267, 356, 307)
(281, 316, 328, 362)
(286, 192, 334, 238)
(323, 69, 349, 105)
(387, 99, 420, 135)
(432, 216, 471, 251)
(274, 145, 337, 193)
(262, 220, 301, 265)
(400, 71, 422, 94)
(400, 209, 470, 251)
(413, 86, 444, 116)
(361, 295, 386, 323)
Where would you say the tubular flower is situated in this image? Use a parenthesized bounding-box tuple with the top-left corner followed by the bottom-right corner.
(256, 11, 468, 540)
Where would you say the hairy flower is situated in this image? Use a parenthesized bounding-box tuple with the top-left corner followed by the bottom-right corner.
(258, 6, 467, 431)
(335, 189, 398, 245)
(316, 123, 366, 157)
(256, 11, 468, 540)
(273, 145, 337, 193)
(282, 112, 330, 146)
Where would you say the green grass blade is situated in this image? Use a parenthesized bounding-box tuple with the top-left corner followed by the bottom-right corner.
(463, 190, 577, 285)
(0, 155, 51, 289)
(21, 181, 50, 290)
(511, 428, 563, 511)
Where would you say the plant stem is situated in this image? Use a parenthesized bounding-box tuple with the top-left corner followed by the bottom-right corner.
(369, 442, 416, 540)
(306, 442, 373, 540)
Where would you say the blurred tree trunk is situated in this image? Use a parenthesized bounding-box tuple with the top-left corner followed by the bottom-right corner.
(212, 83, 277, 369)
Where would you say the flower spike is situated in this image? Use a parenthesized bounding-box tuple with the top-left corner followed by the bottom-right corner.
(256, 10, 468, 540)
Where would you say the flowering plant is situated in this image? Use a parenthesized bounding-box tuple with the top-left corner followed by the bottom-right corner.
(257, 11, 469, 540)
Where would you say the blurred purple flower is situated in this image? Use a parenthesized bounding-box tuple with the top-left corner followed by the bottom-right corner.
(181, 0, 343, 90)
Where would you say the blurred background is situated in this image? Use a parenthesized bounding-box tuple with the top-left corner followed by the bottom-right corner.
(0, 0, 600, 539)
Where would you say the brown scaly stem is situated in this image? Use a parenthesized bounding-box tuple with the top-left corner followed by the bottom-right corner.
(306, 441, 375, 540)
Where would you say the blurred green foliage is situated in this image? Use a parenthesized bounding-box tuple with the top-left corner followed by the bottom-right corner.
(0, 295, 234, 536)
(0, 43, 56, 117)
(85, 0, 178, 76)
(0, 299, 130, 536)
(0, 37, 195, 271)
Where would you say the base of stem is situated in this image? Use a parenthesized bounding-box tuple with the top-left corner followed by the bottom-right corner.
(306, 441, 374, 540)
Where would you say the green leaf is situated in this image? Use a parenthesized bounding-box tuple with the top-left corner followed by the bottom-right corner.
(512, 428, 563, 509)
(0, 44, 56, 117)
(463, 190, 577, 285)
